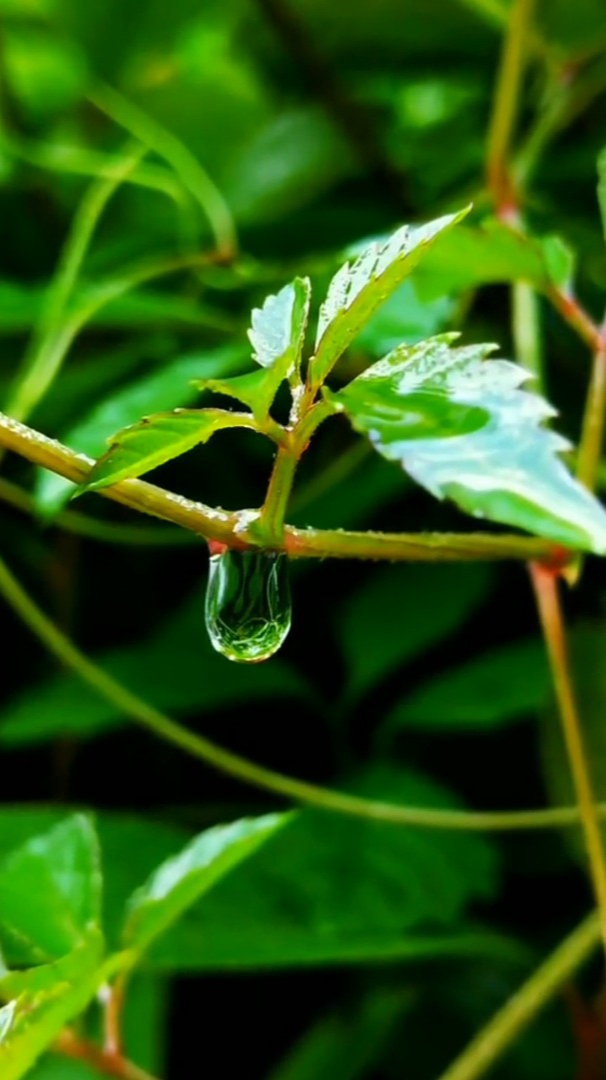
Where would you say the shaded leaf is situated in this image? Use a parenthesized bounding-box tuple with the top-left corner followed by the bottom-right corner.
(146, 767, 500, 971)
(540, 235, 576, 291)
(383, 638, 549, 732)
(80, 407, 256, 492)
(248, 277, 311, 376)
(339, 562, 493, 701)
(325, 333, 606, 553)
(0, 588, 309, 745)
(0, 816, 101, 963)
(124, 813, 286, 954)
(309, 208, 469, 388)
(355, 279, 454, 357)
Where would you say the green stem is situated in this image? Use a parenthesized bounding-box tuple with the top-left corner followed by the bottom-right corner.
(512, 281, 543, 391)
(3, 548, 606, 833)
(56, 1029, 159, 1080)
(0, 410, 568, 563)
(88, 81, 237, 258)
(258, 446, 299, 545)
(577, 340, 606, 493)
(4, 142, 145, 423)
(435, 911, 600, 1080)
(0, 476, 197, 546)
(486, 0, 535, 209)
(531, 563, 606, 957)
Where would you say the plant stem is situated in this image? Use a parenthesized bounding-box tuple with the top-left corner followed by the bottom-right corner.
(486, 0, 534, 210)
(545, 286, 601, 352)
(258, 446, 299, 544)
(436, 911, 600, 1080)
(88, 81, 237, 259)
(512, 281, 543, 391)
(0, 410, 569, 563)
(0, 476, 197, 546)
(4, 548, 606, 834)
(531, 563, 606, 955)
(56, 1029, 159, 1080)
(577, 338, 606, 493)
(4, 142, 145, 423)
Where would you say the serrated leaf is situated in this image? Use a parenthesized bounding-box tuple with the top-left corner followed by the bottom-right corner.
(598, 146, 606, 242)
(123, 813, 286, 956)
(308, 207, 469, 388)
(248, 277, 311, 376)
(325, 333, 606, 553)
(80, 408, 256, 492)
(194, 366, 285, 422)
(0, 816, 102, 964)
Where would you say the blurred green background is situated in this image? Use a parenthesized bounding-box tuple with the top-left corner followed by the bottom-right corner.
(1, 0, 606, 1076)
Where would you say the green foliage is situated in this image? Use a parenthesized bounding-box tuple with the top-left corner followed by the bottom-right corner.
(326, 334, 606, 552)
(2, 0, 606, 1076)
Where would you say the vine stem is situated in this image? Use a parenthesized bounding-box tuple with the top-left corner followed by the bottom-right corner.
(435, 911, 600, 1080)
(56, 1029, 159, 1080)
(530, 563, 606, 955)
(486, 0, 535, 210)
(2, 548, 606, 833)
(577, 334, 606, 493)
(0, 411, 568, 564)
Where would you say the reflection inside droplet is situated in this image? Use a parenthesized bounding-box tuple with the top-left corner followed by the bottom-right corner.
(204, 548, 292, 662)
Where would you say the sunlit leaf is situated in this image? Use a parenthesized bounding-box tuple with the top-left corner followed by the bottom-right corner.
(248, 277, 311, 376)
(0, 816, 101, 963)
(124, 813, 286, 955)
(325, 333, 606, 553)
(308, 208, 469, 388)
(80, 408, 256, 492)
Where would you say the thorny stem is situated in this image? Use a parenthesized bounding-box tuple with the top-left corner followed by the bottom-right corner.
(4, 546, 606, 834)
(531, 564, 606, 957)
(0, 410, 569, 564)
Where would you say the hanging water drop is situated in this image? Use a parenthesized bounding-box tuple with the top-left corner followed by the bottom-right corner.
(204, 548, 292, 662)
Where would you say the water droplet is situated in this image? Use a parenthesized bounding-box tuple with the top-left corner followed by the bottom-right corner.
(204, 549, 291, 662)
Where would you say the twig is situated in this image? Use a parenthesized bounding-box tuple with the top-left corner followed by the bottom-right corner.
(435, 911, 600, 1080)
(0, 410, 569, 564)
(56, 1029, 159, 1080)
(486, 0, 535, 211)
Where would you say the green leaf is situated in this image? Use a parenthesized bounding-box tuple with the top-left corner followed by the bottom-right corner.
(34, 345, 248, 516)
(598, 145, 606, 242)
(325, 333, 606, 553)
(195, 366, 286, 423)
(540, 235, 576, 291)
(0, 935, 108, 1080)
(248, 277, 311, 376)
(413, 218, 551, 299)
(268, 988, 413, 1080)
(383, 638, 549, 733)
(145, 768, 499, 971)
(80, 407, 256, 492)
(123, 813, 287, 955)
(354, 279, 454, 357)
(308, 208, 470, 388)
(0, 816, 102, 964)
(339, 562, 493, 701)
(0, 588, 309, 745)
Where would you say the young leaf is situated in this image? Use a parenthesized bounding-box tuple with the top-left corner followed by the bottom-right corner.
(325, 333, 606, 554)
(0, 934, 109, 1080)
(598, 145, 606, 241)
(194, 366, 285, 423)
(0, 816, 102, 964)
(80, 408, 257, 492)
(248, 277, 311, 376)
(308, 207, 469, 389)
(123, 813, 286, 956)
